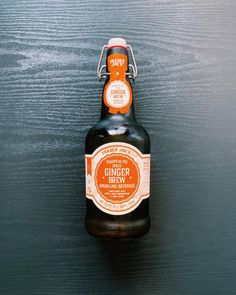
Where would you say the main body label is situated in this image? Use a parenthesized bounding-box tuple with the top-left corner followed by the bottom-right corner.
(85, 142, 150, 215)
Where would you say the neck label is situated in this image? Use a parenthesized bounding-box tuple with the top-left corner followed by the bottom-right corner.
(104, 53, 132, 114)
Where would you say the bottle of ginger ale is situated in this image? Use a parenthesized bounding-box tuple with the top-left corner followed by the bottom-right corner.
(85, 38, 150, 238)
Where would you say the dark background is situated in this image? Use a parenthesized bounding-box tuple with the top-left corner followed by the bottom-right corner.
(0, 1, 236, 294)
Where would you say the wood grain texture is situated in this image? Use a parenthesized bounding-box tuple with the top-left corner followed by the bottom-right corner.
(0, 0, 236, 294)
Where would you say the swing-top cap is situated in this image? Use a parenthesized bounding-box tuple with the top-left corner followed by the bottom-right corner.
(108, 38, 127, 48)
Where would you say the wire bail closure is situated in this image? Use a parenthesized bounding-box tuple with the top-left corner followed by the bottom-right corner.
(97, 44, 138, 81)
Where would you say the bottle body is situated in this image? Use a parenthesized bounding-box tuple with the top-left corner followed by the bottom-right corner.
(85, 39, 151, 238)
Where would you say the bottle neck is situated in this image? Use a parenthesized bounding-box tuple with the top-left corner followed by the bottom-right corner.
(100, 47, 136, 120)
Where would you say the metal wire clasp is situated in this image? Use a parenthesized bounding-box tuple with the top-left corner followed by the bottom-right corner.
(97, 44, 138, 81)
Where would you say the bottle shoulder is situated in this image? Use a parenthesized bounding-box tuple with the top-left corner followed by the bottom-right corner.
(86, 117, 149, 139)
(85, 116, 150, 154)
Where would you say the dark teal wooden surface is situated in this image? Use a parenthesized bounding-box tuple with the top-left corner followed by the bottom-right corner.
(0, 0, 236, 294)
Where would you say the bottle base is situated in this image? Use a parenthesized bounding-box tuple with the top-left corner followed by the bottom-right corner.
(85, 216, 150, 239)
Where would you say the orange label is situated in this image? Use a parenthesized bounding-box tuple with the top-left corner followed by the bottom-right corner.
(85, 142, 150, 215)
(95, 154, 140, 204)
(104, 53, 132, 114)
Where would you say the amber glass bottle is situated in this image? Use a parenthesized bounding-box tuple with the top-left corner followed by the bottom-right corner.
(85, 38, 150, 238)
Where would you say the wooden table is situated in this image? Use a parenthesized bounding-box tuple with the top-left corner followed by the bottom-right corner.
(0, 0, 236, 294)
